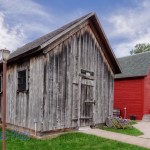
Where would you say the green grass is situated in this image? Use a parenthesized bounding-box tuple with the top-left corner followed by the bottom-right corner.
(129, 120, 137, 125)
(101, 126, 143, 136)
(0, 129, 148, 150)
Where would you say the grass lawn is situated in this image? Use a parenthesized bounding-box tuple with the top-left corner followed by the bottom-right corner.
(0, 129, 148, 150)
(100, 126, 143, 136)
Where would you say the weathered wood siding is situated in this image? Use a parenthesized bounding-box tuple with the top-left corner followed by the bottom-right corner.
(1, 24, 114, 132)
(4, 55, 44, 130)
(42, 24, 114, 131)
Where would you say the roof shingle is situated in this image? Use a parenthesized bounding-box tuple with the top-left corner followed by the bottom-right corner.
(9, 13, 92, 59)
(115, 51, 150, 79)
(1, 12, 121, 74)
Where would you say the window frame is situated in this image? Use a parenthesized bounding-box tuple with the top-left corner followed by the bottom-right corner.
(17, 68, 29, 92)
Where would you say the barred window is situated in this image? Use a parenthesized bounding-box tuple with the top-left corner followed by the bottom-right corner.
(18, 70, 26, 91)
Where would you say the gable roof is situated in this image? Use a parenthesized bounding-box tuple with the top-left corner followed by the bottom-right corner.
(115, 51, 150, 79)
(9, 13, 92, 60)
(5, 12, 121, 74)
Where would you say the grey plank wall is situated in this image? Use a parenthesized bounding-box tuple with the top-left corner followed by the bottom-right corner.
(43, 24, 114, 131)
(4, 24, 114, 132)
(6, 55, 44, 131)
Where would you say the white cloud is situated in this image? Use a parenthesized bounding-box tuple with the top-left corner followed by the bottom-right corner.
(0, 0, 51, 19)
(0, 12, 25, 51)
(0, 0, 87, 52)
(0, 0, 54, 52)
(105, 0, 150, 57)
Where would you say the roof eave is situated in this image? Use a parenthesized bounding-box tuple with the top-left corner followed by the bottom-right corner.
(0, 46, 41, 67)
(115, 75, 146, 80)
(1, 12, 121, 75)
(39, 12, 121, 74)
(39, 12, 95, 50)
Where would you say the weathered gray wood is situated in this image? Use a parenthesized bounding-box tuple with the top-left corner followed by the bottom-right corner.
(4, 56, 44, 131)
(3, 23, 114, 132)
(77, 31, 82, 128)
(79, 73, 95, 80)
(48, 50, 54, 130)
(71, 83, 78, 127)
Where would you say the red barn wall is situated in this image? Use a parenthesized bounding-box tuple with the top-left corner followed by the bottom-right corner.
(144, 71, 150, 114)
(114, 78, 144, 120)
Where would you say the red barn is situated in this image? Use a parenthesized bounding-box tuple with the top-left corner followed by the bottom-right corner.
(114, 52, 150, 120)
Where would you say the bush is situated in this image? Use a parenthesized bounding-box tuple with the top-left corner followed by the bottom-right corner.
(129, 120, 137, 125)
(105, 117, 132, 129)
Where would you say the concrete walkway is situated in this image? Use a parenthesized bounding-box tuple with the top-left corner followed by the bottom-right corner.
(133, 121, 150, 139)
(80, 128, 150, 149)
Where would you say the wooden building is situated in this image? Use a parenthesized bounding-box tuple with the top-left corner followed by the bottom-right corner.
(114, 52, 150, 120)
(0, 13, 121, 135)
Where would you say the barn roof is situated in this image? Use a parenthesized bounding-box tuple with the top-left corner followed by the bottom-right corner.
(115, 51, 150, 79)
(4, 12, 121, 74)
(9, 13, 92, 60)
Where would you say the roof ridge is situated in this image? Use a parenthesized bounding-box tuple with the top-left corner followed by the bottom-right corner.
(15, 12, 94, 52)
(115, 50, 150, 79)
(3, 12, 121, 74)
(40, 12, 95, 49)
(9, 12, 95, 60)
(118, 50, 150, 59)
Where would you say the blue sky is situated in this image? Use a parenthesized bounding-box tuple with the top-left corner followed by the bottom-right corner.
(0, 0, 150, 57)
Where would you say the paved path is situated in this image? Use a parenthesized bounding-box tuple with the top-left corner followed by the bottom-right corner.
(133, 121, 150, 139)
(80, 128, 150, 149)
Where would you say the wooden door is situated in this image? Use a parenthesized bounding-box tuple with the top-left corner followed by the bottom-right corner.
(80, 84, 94, 126)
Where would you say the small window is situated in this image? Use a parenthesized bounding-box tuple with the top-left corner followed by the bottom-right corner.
(18, 70, 27, 91)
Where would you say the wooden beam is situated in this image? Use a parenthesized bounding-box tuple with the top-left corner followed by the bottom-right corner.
(40, 13, 94, 49)
(43, 21, 89, 54)
(79, 73, 95, 80)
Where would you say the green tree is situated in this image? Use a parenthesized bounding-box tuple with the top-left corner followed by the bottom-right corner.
(130, 43, 150, 55)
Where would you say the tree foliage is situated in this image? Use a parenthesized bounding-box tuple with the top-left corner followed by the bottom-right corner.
(130, 43, 150, 55)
